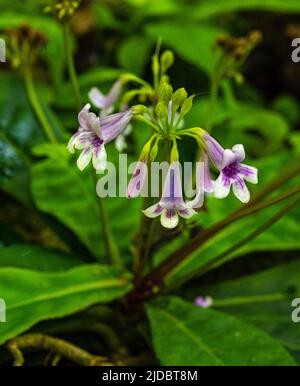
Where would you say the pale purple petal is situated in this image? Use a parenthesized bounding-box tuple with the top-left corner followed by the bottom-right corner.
(78, 104, 91, 131)
(161, 162, 184, 202)
(127, 161, 148, 198)
(204, 134, 224, 170)
(67, 130, 81, 153)
(222, 149, 237, 169)
(232, 176, 250, 203)
(89, 80, 122, 113)
(195, 296, 213, 308)
(232, 144, 245, 163)
(238, 164, 258, 184)
(101, 110, 133, 143)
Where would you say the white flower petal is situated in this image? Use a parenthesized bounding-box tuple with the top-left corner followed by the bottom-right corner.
(232, 144, 245, 163)
(161, 209, 179, 229)
(233, 177, 250, 203)
(115, 135, 126, 152)
(77, 148, 93, 171)
(214, 173, 231, 199)
(93, 145, 107, 171)
(222, 149, 236, 168)
(143, 203, 163, 218)
(239, 164, 258, 184)
(178, 207, 197, 219)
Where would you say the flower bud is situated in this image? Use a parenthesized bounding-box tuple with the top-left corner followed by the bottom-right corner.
(149, 139, 159, 161)
(155, 102, 169, 119)
(160, 50, 174, 73)
(180, 95, 194, 117)
(152, 55, 160, 79)
(132, 104, 149, 115)
(158, 82, 173, 103)
(172, 88, 187, 107)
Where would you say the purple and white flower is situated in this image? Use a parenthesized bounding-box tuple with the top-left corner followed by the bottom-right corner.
(68, 103, 132, 171)
(89, 80, 132, 151)
(89, 79, 122, 116)
(143, 162, 197, 229)
(127, 161, 148, 198)
(204, 134, 258, 203)
(195, 296, 213, 308)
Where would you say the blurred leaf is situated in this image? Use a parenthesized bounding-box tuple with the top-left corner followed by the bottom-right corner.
(145, 22, 225, 75)
(117, 36, 152, 75)
(146, 296, 295, 365)
(94, 2, 118, 29)
(0, 264, 132, 344)
(0, 244, 85, 271)
(199, 259, 300, 361)
(193, 0, 300, 20)
(272, 95, 300, 126)
(127, 0, 182, 17)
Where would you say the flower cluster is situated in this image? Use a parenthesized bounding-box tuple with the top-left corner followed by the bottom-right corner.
(67, 50, 258, 229)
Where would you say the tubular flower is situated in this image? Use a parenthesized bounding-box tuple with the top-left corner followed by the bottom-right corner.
(143, 162, 197, 229)
(127, 161, 148, 198)
(89, 80, 122, 116)
(204, 134, 258, 203)
(68, 104, 132, 171)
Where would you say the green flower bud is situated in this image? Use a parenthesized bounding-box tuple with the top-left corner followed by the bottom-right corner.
(180, 95, 194, 117)
(132, 104, 150, 115)
(158, 82, 173, 103)
(152, 55, 160, 79)
(149, 139, 160, 161)
(155, 102, 169, 119)
(172, 88, 188, 107)
(170, 140, 179, 162)
(160, 50, 174, 73)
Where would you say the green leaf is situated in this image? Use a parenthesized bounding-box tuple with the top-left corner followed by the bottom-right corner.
(146, 297, 296, 365)
(159, 153, 300, 286)
(31, 148, 103, 259)
(145, 22, 225, 74)
(0, 244, 85, 271)
(0, 264, 132, 344)
(199, 259, 300, 361)
(193, 0, 300, 20)
(31, 144, 141, 261)
(117, 36, 152, 75)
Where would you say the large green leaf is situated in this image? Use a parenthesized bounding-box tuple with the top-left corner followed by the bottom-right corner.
(145, 23, 225, 74)
(196, 260, 300, 361)
(146, 297, 296, 365)
(158, 153, 300, 286)
(0, 264, 132, 344)
(31, 144, 141, 261)
(0, 244, 85, 271)
(193, 0, 300, 20)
